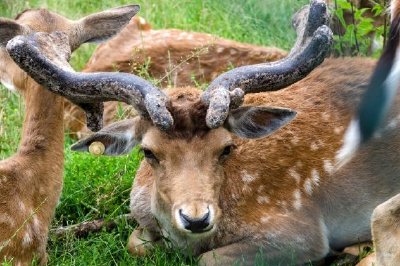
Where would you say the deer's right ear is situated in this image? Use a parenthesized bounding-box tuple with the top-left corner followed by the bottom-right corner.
(0, 18, 29, 47)
(71, 117, 149, 156)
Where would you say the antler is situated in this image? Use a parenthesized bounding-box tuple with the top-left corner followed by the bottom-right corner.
(6, 32, 173, 131)
(201, 0, 333, 128)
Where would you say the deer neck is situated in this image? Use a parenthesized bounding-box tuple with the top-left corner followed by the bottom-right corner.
(17, 81, 64, 161)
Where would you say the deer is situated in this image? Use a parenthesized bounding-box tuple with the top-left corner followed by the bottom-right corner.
(63, 17, 287, 139)
(337, 0, 400, 265)
(8, 0, 400, 264)
(0, 5, 140, 265)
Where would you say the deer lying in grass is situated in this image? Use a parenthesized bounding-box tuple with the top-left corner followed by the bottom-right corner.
(0, 5, 140, 264)
(338, 0, 400, 264)
(64, 17, 287, 139)
(10, 0, 400, 264)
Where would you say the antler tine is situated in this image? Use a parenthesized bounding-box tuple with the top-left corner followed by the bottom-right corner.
(202, 0, 332, 129)
(6, 32, 173, 131)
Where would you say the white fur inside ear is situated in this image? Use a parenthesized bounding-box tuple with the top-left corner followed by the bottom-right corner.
(336, 119, 361, 167)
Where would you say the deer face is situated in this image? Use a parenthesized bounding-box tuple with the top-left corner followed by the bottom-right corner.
(0, 5, 140, 93)
(70, 87, 296, 236)
(142, 126, 229, 234)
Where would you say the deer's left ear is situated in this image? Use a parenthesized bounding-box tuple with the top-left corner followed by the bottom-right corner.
(0, 18, 30, 47)
(71, 5, 140, 48)
(71, 117, 150, 156)
(225, 106, 296, 139)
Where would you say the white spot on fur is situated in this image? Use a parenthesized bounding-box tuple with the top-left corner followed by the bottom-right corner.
(311, 169, 320, 186)
(231, 192, 239, 200)
(0, 215, 15, 226)
(289, 168, 301, 183)
(260, 216, 271, 224)
(32, 215, 40, 234)
(323, 160, 334, 174)
(22, 232, 32, 247)
(229, 49, 238, 55)
(18, 201, 26, 212)
(0, 175, 7, 183)
(257, 196, 270, 204)
(304, 179, 313, 195)
(290, 135, 300, 145)
(24, 169, 34, 178)
(241, 171, 257, 183)
(322, 113, 330, 121)
(216, 47, 225, 53)
(310, 140, 324, 151)
(257, 185, 265, 193)
(293, 190, 302, 210)
(336, 119, 361, 166)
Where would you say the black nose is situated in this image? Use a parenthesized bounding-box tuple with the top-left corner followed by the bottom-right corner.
(179, 209, 210, 233)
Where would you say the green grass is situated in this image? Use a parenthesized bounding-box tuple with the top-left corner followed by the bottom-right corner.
(0, 0, 313, 265)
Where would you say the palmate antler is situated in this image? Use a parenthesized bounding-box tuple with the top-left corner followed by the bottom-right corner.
(6, 0, 332, 132)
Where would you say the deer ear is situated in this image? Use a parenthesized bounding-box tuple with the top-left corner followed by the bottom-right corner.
(71, 117, 149, 156)
(71, 5, 140, 48)
(225, 106, 296, 139)
(0, 18, 30, 47)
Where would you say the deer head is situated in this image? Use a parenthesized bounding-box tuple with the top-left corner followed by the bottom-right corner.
(7, 0, 332, 237)
(0, 5, 140, 95)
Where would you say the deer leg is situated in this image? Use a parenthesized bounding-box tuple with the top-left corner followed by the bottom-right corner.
(127, 227, 161, 256)
(371, 192, 400, 265)
(198, 239, 328, 266)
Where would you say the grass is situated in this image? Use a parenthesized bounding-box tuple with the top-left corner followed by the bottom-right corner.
(0, 0, 329, 265)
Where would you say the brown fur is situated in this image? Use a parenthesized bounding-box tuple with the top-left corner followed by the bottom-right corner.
(125, 56, 400, 264)
(0, 6, 138, 264)
(63, 17, 287, 138)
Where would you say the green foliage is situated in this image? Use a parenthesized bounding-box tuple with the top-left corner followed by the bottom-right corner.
(332, 0, 387, 57)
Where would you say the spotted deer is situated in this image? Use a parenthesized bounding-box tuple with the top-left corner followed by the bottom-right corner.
(63, 17, 287, 139)
(0, 5, 140, 264)
(9, 0, 400, 264)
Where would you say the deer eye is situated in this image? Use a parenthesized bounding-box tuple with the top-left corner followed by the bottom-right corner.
(142, 148, 159, 163)
(219, 145, 234, 161)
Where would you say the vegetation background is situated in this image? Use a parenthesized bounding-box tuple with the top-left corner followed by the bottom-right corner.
(0, 0, 382, 265)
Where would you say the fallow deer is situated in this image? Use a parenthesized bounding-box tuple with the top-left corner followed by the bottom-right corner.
(63, 17, 287, 139)
(0, 5, 140, 264)
(10, 0, 400, 264)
